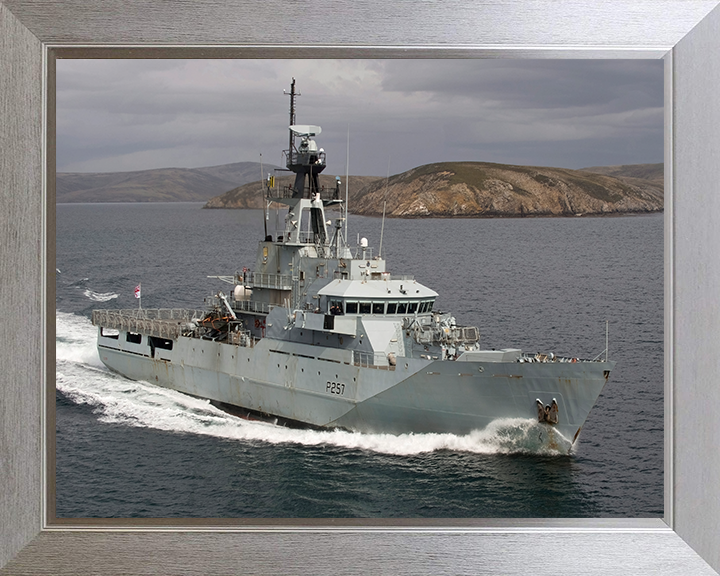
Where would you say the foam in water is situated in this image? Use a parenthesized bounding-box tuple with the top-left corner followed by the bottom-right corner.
(56, 312, 572, 456)
(56, 311, 104, 368)
(83, 289, 119, 302)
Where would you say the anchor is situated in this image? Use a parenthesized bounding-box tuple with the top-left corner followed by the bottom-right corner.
(536, 398, 559, 424)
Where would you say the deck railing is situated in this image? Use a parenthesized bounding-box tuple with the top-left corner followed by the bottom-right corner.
(232, 300, 275, 315)
(246, 272, 293, 290)
(92, 308, 205, 340)
(352, 350, 390, 368)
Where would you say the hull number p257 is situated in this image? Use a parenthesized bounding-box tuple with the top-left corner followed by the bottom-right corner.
(326, 381, 345, 395)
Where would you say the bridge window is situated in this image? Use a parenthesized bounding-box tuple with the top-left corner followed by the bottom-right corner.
(359, 302, 371, 314)
(396, 302, 407, 314)
(386, 302, 397, 314)
(407, 302, 418, 314)
(329, 300, 344, 315)
(419, 301, 428, 314)
(427, 299, 435, 312)
(346, 302, 358, 314)
(372, 302, 385, 314)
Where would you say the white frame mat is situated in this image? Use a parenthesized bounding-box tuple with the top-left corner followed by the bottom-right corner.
(1, 1, 720, 574)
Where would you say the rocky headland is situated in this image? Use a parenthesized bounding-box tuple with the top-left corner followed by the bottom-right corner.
(348, 162, 663, 218)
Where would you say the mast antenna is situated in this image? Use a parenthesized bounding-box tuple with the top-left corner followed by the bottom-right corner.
(260, 153, 267, 239)
(345, 126, 350, 243)
(284, 78, 300, 165)
(379, 158, 390, 258)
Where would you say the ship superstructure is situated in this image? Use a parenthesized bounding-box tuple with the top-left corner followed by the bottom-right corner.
(92, 79, 615, 448)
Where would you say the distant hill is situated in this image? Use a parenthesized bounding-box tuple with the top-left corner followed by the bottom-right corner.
(204, 174, 383, 209)
(349, 161, 664, 217)
(56, 161, 280, 203)
(58, 160, 664, 217)
(580, 163, 664, 184)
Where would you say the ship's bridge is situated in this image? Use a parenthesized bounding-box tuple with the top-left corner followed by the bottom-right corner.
(317, 278, 438, 316)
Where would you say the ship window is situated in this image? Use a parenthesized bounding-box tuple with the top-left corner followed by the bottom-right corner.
(407, 302, 418, 314)
(396, 302, 407, 314)
(372, 302, 384, 314)
(100, 327, 119, 339)
(359, 302, 371, 314)
(386, 302, 397, 314)
(126, 332, 142, 344)
(149, 336, 173, 351)
(427, 299, 435, 312)
(329, 300, 344, 315)
(346, 302, 358, 314)
(418, 301, 428, 314)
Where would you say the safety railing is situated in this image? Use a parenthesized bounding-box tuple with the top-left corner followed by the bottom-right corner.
(92, 309, 205, 340)
(246, 272, 293, 290)
(352, 350, 390, 368)
(232, 300, 275, 315)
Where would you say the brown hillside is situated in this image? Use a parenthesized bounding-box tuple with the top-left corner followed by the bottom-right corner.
(349, 162, 663, 218)
(204, 174, 383, 209)
(580, 163, 663, 183)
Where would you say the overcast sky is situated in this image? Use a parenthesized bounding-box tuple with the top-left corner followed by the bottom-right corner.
(56, 59, 663, 177)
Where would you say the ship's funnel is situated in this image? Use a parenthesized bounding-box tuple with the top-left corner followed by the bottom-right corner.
(290, 125, 322, 137)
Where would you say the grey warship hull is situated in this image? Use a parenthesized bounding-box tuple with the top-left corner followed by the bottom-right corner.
(93, 79, 615, 447)
(93, 308, 613, 444)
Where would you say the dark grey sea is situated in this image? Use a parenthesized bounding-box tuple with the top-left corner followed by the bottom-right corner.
(55, 202, 663, 518)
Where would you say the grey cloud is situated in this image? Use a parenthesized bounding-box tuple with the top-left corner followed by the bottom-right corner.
(56, 59, 663, 176)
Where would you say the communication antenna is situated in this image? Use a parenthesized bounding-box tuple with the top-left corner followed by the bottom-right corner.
(378, 158, 390, 258)
(345, 126, 350, 243)
(284, 77, 300, 164)
(260, 153, 267, 238)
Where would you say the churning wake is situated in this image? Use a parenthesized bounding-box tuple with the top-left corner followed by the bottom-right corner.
(56, 312, 572, 456)
(83, 289, 119, 302)
(58, 273, 118, 302)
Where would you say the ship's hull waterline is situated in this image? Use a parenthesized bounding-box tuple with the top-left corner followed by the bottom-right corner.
(97, 329, 612, 445)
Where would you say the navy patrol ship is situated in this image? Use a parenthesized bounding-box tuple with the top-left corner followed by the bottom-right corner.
(92, 79, 615, 448)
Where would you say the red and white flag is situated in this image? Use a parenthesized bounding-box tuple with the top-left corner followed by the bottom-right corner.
(134, 284, 141, 299)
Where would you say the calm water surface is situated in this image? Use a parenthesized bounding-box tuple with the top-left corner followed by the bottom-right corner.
(55, 203, 663, 518)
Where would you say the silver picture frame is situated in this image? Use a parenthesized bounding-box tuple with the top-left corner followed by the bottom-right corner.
(2, 1, 720, 573)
